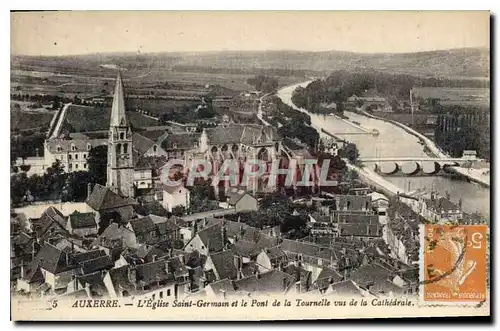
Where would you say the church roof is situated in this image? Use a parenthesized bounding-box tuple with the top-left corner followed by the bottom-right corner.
(132, 133, 156, 156)
(110, 71, 128, 127)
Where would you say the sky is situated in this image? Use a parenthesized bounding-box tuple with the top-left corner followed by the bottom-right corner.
(11, 11, 490, 56)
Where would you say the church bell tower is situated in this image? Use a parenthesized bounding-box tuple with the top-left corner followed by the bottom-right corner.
(106, 71, 135, 198)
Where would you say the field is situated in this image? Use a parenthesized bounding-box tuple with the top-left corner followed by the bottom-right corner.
(64, 105, 159, 132)
(412, 87, 490, 107)
(126, 98, 200, 118)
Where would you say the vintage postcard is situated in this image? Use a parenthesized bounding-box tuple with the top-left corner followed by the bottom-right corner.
(10, 11, 490, 321)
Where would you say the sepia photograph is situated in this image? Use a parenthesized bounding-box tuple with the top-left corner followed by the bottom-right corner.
(9, 10, 490, 321)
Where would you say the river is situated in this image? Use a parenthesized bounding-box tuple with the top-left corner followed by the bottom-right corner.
(277, 82, 490, 219)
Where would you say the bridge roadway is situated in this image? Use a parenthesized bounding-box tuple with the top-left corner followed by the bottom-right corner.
(358, 157, 468, 163)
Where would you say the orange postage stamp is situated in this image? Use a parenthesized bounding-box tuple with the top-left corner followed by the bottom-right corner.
(421, 224, 488, 304)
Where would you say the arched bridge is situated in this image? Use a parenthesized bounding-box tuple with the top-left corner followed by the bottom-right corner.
(358, 157, 475, 176)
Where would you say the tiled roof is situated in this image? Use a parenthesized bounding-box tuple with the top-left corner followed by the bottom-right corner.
(233, 270, 295, 294)
(41, 206, 67, 228)
(333, 195, 372, 211)
(349, 263, 394, 288)
(69, 212, 96, 229)
(33, 243, 78, 274)
(207, 279, 236, 296)
(427, 197, 460, 213)
(80, 255, 114, 274)
(128, 216, 157, 235)
(161, 132, 201, 150)
(45, 138, 107, 154)
(231, 240, 260, 258)
(93, 223, 137, 249)
(136, 260, 173, 286)
(77, 271, 108, 297)
(338, 223, 382, 237)
(86, 184, 138, 211)
(313, 267, 343, 291)
(206, 125, 278, 145)
(327, 280, 364, 297)
(107, 266, 136, 294)
(226, 188, 253, 206)
(132, 132, 156, 156)
(134, 155, 168, 170)
(208, 250, 238, 280)
(72, 250, 106, 264)
(196, 222, 227, 253)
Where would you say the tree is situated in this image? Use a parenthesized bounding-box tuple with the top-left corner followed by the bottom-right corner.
(88, 145, 108, 185)
(340, 143, 359, 165)
(171, 206, 186, 217)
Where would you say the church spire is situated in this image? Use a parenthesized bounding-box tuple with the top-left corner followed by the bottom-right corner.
(110, 70, 128, 127)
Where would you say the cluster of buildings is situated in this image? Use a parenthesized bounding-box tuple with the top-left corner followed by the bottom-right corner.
(11, 184, 419, 301)
(10, 71, 430, 302)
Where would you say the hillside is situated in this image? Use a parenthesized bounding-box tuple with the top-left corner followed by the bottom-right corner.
(11, 47, 490, 80)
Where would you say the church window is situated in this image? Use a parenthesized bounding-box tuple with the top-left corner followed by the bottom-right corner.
(69, 154, 72, 160)
(116, 144, 122, 154)
(120, 132, 125, 140)
(84, 164, 87, 169)
(75, 154, 78, 160)
(71, 144, 76, 151)
(123, 143, 129, 154)
(75, 164, 79, 169)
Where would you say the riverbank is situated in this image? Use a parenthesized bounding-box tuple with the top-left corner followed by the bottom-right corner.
(357, 109, 490, 187)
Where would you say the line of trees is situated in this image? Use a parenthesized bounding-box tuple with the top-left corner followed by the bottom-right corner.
(246, 75, 279, 93)
(291, 69, 489, 114)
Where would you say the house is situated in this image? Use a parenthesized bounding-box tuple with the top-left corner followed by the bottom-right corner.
(126, 216, 159, 245)
(31, 206, 69, 243)
(161, 184, 190, 213)
(103, 258, 189, 300)
(204, 250, 239, 281)
(16, 243, 80, 293)
(184, 220, 230, 256)
(324, 280, 368, 297)
(424, 196, 463, 223)
(66, 212, 98, 237)
(232, 269, 296, 295)
(92, 223, 138, 256)
(256, 246, 288, 273)
(86, 184, 137, 225)
(224, 188, 258, 212)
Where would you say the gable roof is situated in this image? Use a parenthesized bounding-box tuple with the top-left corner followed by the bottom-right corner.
(161, 132, 201, 150)
(72, 250, 107, 263)
(128, 216, 157, 235)
(208, 250, 238, 280)
(93, 223, 137, 249)
(86, 184, 137, 211)
(207, 279, 236, 297)
(135, 260, 174, 286)
(33, 243, 79, 274)
(349, 263, 394, 288)
(327, 280, 365, 297)
(226, 188, 255, 206)
(132, 132, 157, 156)
(233, 270, 295, 294)
(41, 206, 67, 227)
(69, 212, 97, 229)
(80, 255, 114, 274)
(206, 125, 278, 145)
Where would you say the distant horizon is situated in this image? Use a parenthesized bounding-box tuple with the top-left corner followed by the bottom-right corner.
(11, 46, 491, 58)
(11, 11, 489, 56)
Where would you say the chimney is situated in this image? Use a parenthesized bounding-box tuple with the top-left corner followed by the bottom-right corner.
(72, 275, 79, 292)
(193, 220, 198, 235)
(87, 183, 93, 200)
(20, 263, 25, 278)
(221, 221, 227, 246)
(128, 266, 137, 284)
